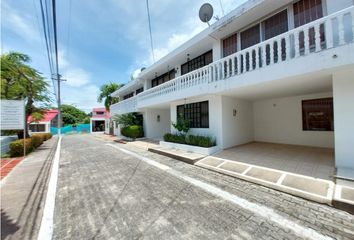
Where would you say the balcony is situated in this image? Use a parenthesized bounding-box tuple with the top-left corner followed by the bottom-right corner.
(136, 6, 354, 108)
(109, 6, 354, 113)
(110, 96, 137, 115)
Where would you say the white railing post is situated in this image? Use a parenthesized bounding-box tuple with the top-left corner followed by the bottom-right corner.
(231, 57, 235, 76)
(277, 39, 282, 62)
(243, 53, 247, 72)
(249, 50, 254, 70)
(338, 14, 345, 45)
(325, 18, 334, 49)
(294, 31, 300, 58)
(237, 54, 241, 74)
(262, 45, 267, 67)
(314, 23, 321, 52)
(285, 35, 291, 60)
(255, 47, 259, 69)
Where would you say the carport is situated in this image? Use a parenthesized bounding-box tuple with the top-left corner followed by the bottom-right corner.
(213, 142, 335, 181)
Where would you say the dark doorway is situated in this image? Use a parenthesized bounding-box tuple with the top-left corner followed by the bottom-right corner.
(92, 120, 105, 132)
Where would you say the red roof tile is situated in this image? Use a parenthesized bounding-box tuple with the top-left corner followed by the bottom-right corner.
(27, 109, 58, 123)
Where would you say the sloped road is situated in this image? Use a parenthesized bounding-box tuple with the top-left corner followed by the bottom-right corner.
(53, 134, 354, 240)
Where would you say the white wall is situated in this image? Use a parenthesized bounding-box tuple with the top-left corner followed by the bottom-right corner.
(325, 0, 353, 14)
(253, 92, 334, 148)
(333, 69, 354, 176)
(221, 96, 254, 149)
(144, 108, 171, 139)
(170, 95, 223, 147)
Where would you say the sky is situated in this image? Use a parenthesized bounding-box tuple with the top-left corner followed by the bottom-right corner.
(1, 0, 246, 112)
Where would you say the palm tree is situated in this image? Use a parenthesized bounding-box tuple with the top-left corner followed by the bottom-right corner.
(97, 82, 122, 111)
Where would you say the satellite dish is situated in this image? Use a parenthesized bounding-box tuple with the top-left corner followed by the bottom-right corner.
(199, 3, 213, 25)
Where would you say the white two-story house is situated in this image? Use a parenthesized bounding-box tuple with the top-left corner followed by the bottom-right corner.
(110, 0, 354, 179)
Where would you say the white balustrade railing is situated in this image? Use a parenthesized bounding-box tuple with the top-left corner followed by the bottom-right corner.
(116, 6, 354, 110)
(110, 96, 137, 115)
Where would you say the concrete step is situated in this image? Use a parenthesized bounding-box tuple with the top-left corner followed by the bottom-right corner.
(333, 182, 354, 214)
(195, 156, 335, 205)
(148, 146, 206, 165)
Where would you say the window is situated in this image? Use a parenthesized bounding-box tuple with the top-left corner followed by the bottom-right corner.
(96, 111, 104, 115)
(181, 50, 213, 75)
(241, 24, 260, 50)
(264, 10, 288, 40)
(176, 101, 209, 128)
(123, 92, 134, 100)
(29, 124, 45, 132)
(223, 33, 237, 57)
(294, 0, 324, 50)
(136, 87, 144, 95)
(263, 10, 289, 63)
(151, 70, 175, 88)
(302, 98, 333, 131)
(293, 0, 323, 27)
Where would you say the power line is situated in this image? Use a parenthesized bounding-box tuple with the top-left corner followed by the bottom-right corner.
(146, 0, 155, 63)
(39, 0, 63, 136)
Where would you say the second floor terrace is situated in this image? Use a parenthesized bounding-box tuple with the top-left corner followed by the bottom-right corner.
(111, 3, 354, 114)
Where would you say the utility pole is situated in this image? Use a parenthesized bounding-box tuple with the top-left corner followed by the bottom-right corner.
(52, 74, 66, 136)
(52, 0, 62, 136)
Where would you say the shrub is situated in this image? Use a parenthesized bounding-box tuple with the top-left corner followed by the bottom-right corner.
(31, 134, 44, 148)
(121, 125, 144, 139)
(171, 116, 190, 134)
(164, 133, 215, 148)
(44, 133, 53, 140)
(32, 133, 52, 141)
(9, 138, 34, 157)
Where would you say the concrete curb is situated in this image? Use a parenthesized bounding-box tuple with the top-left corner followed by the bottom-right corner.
(196, 156, 335, 205)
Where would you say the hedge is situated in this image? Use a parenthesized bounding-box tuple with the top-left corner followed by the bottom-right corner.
(163, 133, 215, 148)
(9, 138, 34, 157)
(121, 125, 144, 139)
(31, 134, 44, 148)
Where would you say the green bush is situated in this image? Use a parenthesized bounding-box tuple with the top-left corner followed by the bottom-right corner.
(121, 125, 144, 139)
(44, 133, 53, 140)
(32, 133, 52, 141)
(31, 134, 44, 148)
(9, 138, 34, 157)
(164, 133, 215, 148)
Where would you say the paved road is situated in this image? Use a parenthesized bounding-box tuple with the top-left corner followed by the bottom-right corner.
(53, 134, 354, 240)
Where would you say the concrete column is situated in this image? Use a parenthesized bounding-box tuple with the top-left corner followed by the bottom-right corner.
(333, 68, 354, 178)
(212, 39, 222, 61)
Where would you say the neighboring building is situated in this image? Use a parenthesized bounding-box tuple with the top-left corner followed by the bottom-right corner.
(27, 109, 59, 133)
(110, 0, 354, 178)
(90, 107, 110, 133)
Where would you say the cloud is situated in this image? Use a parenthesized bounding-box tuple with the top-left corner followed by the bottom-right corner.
(55, 51, 100, 111)
(58, 51, 90, 87)
(2, 2, 40, 42)
(128, 0, 247, 71)
(61, 84, 100, 112)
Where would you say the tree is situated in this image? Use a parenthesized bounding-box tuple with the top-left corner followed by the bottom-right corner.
(1, 52, 52, 137)
(60, 104, 88, 125)
(97, 82, 122, 111)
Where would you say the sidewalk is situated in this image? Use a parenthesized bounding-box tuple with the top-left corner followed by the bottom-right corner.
(1, 136, 58, 240)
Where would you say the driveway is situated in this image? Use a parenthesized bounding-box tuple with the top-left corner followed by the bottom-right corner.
(53, 134, 354, 240)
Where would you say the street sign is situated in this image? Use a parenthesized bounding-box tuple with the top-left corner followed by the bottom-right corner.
(0, 100, 25, 130)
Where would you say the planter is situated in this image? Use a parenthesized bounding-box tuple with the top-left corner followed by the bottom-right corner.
(160, 141, 220, 155)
